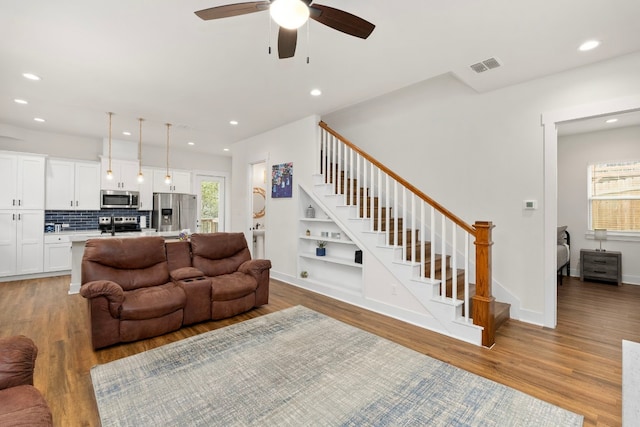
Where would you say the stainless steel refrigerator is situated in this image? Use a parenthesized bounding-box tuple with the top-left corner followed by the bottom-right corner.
(152, 193, 197, 233)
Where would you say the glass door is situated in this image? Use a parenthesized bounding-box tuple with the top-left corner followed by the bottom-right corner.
(195, 174, 225, 233)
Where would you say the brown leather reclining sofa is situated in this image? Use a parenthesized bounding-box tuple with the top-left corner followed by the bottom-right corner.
(0, 336, 53, 426)
(80, 232, 271, 349)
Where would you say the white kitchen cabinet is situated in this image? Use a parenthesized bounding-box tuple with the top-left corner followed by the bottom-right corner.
(0, 210, 44, 276)
(0, 211, 17, 276)
(44, 234, 72, 272)
(137, 167, 154, 211)
(152, 169, 191, 194)
(46, 159, 100, 210)
(100, 158, 140, 191)
(0, 153, 45, 210)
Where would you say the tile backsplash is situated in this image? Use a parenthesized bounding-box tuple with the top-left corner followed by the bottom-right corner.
(44, 210, 151, 232)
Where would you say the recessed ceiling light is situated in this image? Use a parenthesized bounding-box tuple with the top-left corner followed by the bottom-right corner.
(22, 73, 41, 81)
(122, 131, 132, 136)
(223, 148, 230, 152)
(33, 117, 45, 122)
(229, 120, 238, 126)
(310, 89, 322, 97)
(605, 118, 618, 124)
(578, 40, 600, 52)
(188, 141, 195, 146)
(14, 99, 28, 105)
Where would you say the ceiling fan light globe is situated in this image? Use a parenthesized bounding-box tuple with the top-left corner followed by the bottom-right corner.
(270, 0, 309, 30)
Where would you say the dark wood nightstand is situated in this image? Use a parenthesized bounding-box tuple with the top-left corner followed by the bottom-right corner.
(580, 249, 622, 286)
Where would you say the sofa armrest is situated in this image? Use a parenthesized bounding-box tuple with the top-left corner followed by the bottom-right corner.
(170, 267, 205, 282)
(0, 335, 37, 390)
(238, 259, 272, 277)
(79, 280, 125, 318)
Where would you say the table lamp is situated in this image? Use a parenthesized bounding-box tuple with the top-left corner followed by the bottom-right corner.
(594, 228, 607, 251)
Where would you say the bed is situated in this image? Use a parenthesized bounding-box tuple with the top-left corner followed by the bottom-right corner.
(557, 226, 570, 285)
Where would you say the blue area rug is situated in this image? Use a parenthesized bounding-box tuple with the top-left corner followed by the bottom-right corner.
(91, 306, 583, 426)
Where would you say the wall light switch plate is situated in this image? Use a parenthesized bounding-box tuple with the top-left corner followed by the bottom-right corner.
(523, 200, 537, 210)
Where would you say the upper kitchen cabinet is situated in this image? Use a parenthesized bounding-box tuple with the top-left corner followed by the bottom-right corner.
(100, 158, 139, 191)
(0, 152, 45, 210)
(152, 169, 191, 194)
(46, 159, 100, 210)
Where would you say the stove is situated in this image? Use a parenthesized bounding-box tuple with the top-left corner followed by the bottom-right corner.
(99, 216, 141, 234)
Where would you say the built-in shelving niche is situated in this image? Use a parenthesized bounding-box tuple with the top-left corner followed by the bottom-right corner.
(298, 187, 363, 296)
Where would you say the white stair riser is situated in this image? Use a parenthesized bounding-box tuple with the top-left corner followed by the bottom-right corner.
(307, 177, 482, 345)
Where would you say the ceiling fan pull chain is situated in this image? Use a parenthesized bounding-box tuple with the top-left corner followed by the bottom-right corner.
(306, 19, 310, 64)
(268, 13, 272, 55)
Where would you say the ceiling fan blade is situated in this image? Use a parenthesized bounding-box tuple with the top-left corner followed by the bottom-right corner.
(278, 27, 297, 59)
(309, 4, 375, 39)
(195, 1, 270, 20)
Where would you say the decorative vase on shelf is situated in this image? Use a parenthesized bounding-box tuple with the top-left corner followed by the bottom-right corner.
(305, 229, 311, 236)
(316, 248, 326, 256)
(305, 205, 315, 218)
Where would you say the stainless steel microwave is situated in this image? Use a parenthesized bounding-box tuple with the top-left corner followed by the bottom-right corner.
(100, 190, 140, 209)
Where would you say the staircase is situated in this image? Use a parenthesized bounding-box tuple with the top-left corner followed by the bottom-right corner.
(313, 121, 510, 347)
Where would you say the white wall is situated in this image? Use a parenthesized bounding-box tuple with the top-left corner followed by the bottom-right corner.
(0, 123, 231, 173)
(231, 115, 319, 279)
(559, 125, 640, 284)
(322, 52, 640, 322)
(1, 123, 102, 160)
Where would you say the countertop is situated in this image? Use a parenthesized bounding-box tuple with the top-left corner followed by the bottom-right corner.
(45, 229, 181, 242)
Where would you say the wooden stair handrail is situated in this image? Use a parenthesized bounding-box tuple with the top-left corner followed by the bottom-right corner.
(319, 121, 476, 235)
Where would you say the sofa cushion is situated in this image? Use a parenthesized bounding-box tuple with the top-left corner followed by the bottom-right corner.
(120, 283, 186, 321)
(170, 267, 205, 281)
(210, 272, 257, 301)
(165, 241, 192, 272)
(0, 336, 37, 389)
(82, 237, 170, 291)
(191, 233, 251, 277)
(0, 385, 52, 426)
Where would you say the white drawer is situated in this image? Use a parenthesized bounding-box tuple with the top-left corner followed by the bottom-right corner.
(44, 234, 71, 244)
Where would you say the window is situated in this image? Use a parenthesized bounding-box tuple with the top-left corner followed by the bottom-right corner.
(588, 161, 640, 231)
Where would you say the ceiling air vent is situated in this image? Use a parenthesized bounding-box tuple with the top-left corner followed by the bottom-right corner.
(470, 57, 502, 74)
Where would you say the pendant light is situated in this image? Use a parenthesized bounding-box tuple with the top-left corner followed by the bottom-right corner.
(137, 118, 144, 183)
(164, 123, 172, 185)
(106, 112, 114, 180)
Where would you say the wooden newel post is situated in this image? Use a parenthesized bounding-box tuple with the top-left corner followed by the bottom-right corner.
(472, 221, 495, 347)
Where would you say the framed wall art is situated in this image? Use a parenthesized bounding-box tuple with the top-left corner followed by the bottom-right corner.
(271, 162, 293, 198)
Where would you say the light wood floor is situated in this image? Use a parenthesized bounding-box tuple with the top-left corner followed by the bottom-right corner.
(1, 275, 638, 426)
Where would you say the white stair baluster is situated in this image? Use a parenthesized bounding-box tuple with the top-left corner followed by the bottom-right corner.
(430, 207, 436, 281)
(420, 202, 425, 278)
(452, 224, 457, 303)
(464, 233, 470, 322)
(441, 215, 446, 299)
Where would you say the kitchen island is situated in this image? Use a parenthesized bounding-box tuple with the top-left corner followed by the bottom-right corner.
(67, 230, 181, 294)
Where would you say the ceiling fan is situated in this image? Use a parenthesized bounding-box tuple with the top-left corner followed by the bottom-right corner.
(195, 0, 375, 59)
